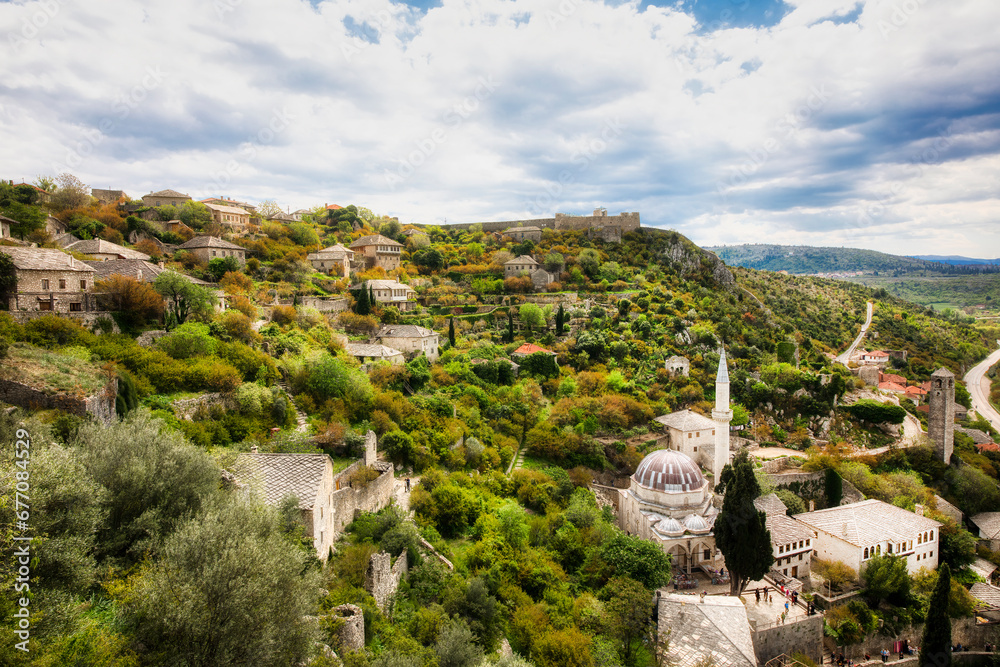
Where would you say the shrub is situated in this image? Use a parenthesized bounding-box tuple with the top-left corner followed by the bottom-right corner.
(23, 314, 93, 348)
(271, 304, 297, 325)
(338, 311, 379, 335)
(185, 358, 242, 393)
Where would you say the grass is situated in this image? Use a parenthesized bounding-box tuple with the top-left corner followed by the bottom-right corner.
(1, 343, 106, 396)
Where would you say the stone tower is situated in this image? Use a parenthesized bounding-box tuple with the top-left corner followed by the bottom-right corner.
(713, 348, 733, 483)
(928, 367, 955, 464)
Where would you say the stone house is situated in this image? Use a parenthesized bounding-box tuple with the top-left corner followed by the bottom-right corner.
(503, 255, 557, 290)
(859, 350, 890, 365)
(45, 216, 68, 237)
(345, 343, 405, 367)
(794, 499, 942, 575)
(91, 188, 127, 205)
(665, 355, 690, 376)
(65, 239, 151, 262)
(0, 214, 12, 239)
(201, 197, 258, 215)
(653, 409, 719, 467)
(754, 493, 815, 580)
(177, 236, 246, 266)
(142, 189, 192, 208)
(657, 593, 756, 667)
(502, 226, 542, 242)
(204, 202, 252, 232)
(971, 513, 1000, 551)
(233, 452, 338, 559)
(307, 243, 354, 278)
(1, 247, 98, 313)
(349, 234, 402, 271)
(364, 279, 416, 311)
(377, 324, 439, 362)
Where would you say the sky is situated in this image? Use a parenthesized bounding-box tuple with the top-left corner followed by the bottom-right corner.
(1, 0, 998, 257)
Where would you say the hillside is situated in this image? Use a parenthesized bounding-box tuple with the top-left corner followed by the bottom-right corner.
(842, 273, 1000, 316)
(910, 255, 1000, 266)
(708, 243, 952, 275)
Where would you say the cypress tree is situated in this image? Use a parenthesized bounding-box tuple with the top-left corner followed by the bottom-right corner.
(556, 303, 565, 336)
(448, 317, 456, 347)
(714, 449, 774, 596)
(506, 310, 514, 343)
(825, 468, 843, 507)
(369, 285, 376, 309)
(919, 563, 951, 667)
(356, 281, 370, 315)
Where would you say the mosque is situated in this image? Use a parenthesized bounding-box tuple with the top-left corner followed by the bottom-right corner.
(615, 349, 732, 574)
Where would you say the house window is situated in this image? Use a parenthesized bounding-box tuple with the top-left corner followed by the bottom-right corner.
(693, 446, 698, 452)
(918, 534, 922, 544)
(704, 549, 710, 560)
(80, 279, 86, 289)
(687, 433, 692, 438)
(70, 302, 82, 312)
(59, 279, 66, 289)
(42, 279, 50, 290)
(38, 301, 52, 311)
(864, 547, 869, 559)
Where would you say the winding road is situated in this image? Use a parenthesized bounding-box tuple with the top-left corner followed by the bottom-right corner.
(835, 301, 874, 366)
(964, 343, 1000, 431)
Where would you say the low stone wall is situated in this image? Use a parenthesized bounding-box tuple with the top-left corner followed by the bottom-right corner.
(833, 618, 1000, 661)
(8, 309, 119, 332)
(330, 461, 395, 536)
(172, 393, 235, 420)
(0, 377, 117, 425)
(753, 614, 824, 664)
(136, 329, 169, 347)
(365, 550, 408, 612)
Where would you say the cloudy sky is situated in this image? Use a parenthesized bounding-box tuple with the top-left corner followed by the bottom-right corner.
(1, 0, 998, 256)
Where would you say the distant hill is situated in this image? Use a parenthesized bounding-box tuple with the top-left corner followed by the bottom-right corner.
(909, 255, 1000, 266)
(707, 244, 953, 274)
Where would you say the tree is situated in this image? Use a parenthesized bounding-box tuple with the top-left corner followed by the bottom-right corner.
(0, 252, 16, 308)
(598, 533, 672, 590)
(355, 281, 371, 315)
(434, 619, 484, 667)
(862, 554, 910, 607)
(153, 271, 216, 327)
(413, 247, 444, 271)
(448, 317, 456, 346)
(207, 255, 242, 281)
(602, 577, 654, 667)
(714, 449, 774, 596)
(0, 193, 46, 238)
(257, 199, 283, 220)
(114, 497, 321, 666)
(506, 309, 515, 343)
(825, 467, 843, 507)
(937, 519, 977, 571)
(519, 303, 545, 332)
(95, 275, 165, 329)
(50, 172, 92, 211)
(556, 303, 565, 336)
(919, 563, 951, 667)
(543, 252, 564, 273)
(578, 249, 601, 277)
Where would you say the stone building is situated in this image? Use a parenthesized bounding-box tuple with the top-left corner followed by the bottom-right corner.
(502, 226, 543, 242)
(928, 367, 955, 464)
(377, 324, 440, 362)
(657, 593, 756, 667)
(364, 279, 416, 311)
(345, 343, 405, 367)
(177, 236, 246, 266)
(971, 513, 1000, 551)
(142, 189, 192, 208)
(503, 255, 558, 291)
(91, 188, 127, 205)
(65, 239, 151, 262)
(233, 452, 338, 559)
(754, 493, 815, 580)
(349, 234, 402, 271)
(1, 247, 98, 313)
(203, 202, 251, 232)
(616, 448, 721, 574)
(307, 243, 354, 278)
(653, 410, 718, 467)
(0, 214, 12, 239)
(794, 499, 942, 575)
(665, 355, 690, 377)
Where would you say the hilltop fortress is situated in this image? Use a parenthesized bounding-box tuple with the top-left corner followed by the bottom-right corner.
(441, 208, 640, 243)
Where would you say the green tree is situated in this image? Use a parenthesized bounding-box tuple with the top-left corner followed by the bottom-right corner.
(825, 467, 843, 507)
(153, 271, 216, 327)
(714, 449, 774, 596)
(937, 519, 977, 572)
(207, 255, 242, 281)
(355, 281, 371, 315)
(578, 249, 601, 278)
(50, 172, 91, 211)
(862, 553, 910, 607)
(0, 252, 16, 308)
(556, 303, 565, 336)
(0, 197, 46, 239)
(449, 317, 456, 347)
(602, 577, 653, 667)
(599, 533, 672, 590)
(257, 199, 282, 220)
(543, 252, 564, 273)
(434, 619, 484, 667)
(519, 303, 545, 332)
(414, 247, 444, 271)
(919, 563, 951, 667)
(115, 497, 321, 667)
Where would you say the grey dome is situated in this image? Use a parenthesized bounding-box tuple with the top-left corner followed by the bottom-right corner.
(632, 449, 705, 494)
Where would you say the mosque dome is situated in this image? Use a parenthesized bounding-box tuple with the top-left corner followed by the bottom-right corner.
(655, 517, 685, 537)
(683, 513, 711, 534)
(632, 449, 706, 494)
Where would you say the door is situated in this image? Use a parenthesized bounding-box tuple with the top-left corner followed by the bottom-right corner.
(791, 566, 798, 578)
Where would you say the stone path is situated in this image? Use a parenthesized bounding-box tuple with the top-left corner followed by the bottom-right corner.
(277, 380, 309, 433)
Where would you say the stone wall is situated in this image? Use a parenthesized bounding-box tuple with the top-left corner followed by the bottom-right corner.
(431, 211, 640, 237)
(0, 377, 117, 425)
(331, 604, 365, 651)
(136, 329, 169, 347)
(768, 471, 865, 506)
(8, 309, 117, 330)
(752, 614, 824, 664)
(836, 618, 1000, 660)
(171, 393, 235, 420)
(329, 460, 395, 536)
(365, 550, 408, 612)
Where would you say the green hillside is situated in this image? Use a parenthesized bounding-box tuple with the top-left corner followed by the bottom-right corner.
(708, 243, 951, 274)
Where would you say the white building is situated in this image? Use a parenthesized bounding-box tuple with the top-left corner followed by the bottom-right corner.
(377, 324, 440, 362)
(754, 493, 815, 580)
(653, 410, 718, 469)
(794, 499, 942, 575)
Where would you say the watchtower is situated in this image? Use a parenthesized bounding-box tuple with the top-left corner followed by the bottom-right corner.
(928, 367, 955, 464)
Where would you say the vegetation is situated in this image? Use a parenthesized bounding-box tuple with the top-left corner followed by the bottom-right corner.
(714, 449, 773, 596)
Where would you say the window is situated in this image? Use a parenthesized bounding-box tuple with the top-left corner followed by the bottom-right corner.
(688, 433, 692, 438)
(799, 554, 803, 561)
(59, 279, 66, 289)
(918, 534, 922, 545)
(704, 549, 710, 560)
(693, 446, 698, 452)
(888, 543, 892, 554)
(69, 302, 82, 312)
(41, 279, 49, 290)
(876, 545, 881, 555)
(212, 251, 217, 257)
(38, 301, 52, 311)
(864, 547, 869, 559)
(80, 279, 86, 289)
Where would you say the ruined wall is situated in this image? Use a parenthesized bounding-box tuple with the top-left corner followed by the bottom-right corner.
(554, 211, 640, 232)
(0, 377, 117, 425)
(329, 460, 395, 536)
(752, 614, 824, 664)
(365, 550, 408, 612)
(171, 393, 235, 420)
(768, 471, 865, 506)
(331, 604, 365, 651)
(842, 618, 1000, 660)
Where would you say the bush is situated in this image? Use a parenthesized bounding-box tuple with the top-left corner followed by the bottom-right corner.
(338, 311, 379, 335)
(271, 304, 297, 325)
(23, 314, 93, 348)
(185, 358, 242, 393)
(846, 399, 906, 425)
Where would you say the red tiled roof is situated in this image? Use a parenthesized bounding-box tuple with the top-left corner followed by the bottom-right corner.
(977, 443, 1000, 453)
(513, 343, 554, 355)
(904, 386, 927, 396)
(326, 204, 343, 210)
(878, 381, 906, 393)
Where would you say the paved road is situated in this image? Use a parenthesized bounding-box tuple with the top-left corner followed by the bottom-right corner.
(835, 301, 874, 366)
(964, 344, 1000, 431)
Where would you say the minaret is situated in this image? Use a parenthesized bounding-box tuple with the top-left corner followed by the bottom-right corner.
(928, 367, 955, 464)
(713, 347, 733, 484)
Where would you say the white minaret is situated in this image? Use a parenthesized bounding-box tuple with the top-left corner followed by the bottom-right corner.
(712, 347, 733, 484)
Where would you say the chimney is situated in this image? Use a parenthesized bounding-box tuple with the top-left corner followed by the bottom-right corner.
(842, 523, 848, 536)
(251, 445, 259, 453)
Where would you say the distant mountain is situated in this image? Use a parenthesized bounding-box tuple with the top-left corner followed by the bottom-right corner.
(706, 244, 951, 274)
(908, 255, 1000, 266)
